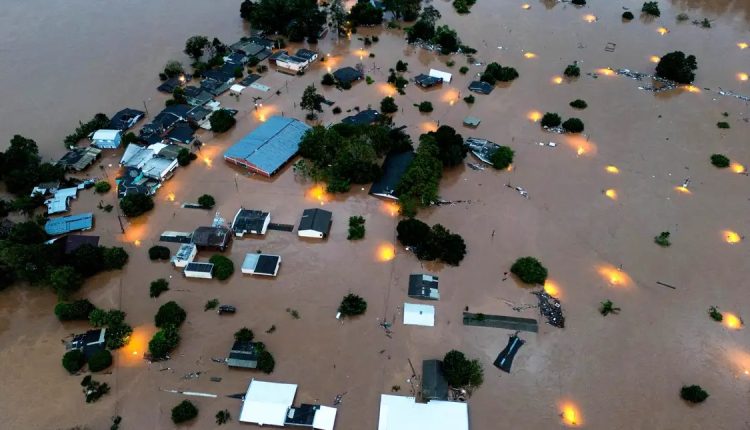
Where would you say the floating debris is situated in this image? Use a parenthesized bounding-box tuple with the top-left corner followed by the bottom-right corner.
(466, 137, 501, 165)
(532, 291, 565, 328)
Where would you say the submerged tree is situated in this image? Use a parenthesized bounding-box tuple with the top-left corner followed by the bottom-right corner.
(599, 300, 621, 316)
(338, 293, 367, 317)
(680, 385, 709, 403)
(442, 350, 483, 388)
(510, 257, 548, 285)
(656, 51, 697, 84)
(300, 85, 324, 120)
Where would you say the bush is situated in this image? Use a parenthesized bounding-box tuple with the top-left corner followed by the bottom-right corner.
(234, 327, 254, 342)
(442, 350, 483, 388)
(155, 301, 186, 328)
(396, 60, 408, 72)
(62, 349, 86, 374)
(654, 232, 671, 247)
(148, 324, 180, 359)
(464, 95, 475, 104)
(481, 62, 519, 85)
(172, 400, 199, 424)
(105, 322, 132, 350)
(88, 349, 113, 372)
(717, 122, 730, 129)
(332, 106, 342, 114)
(209, 255, 234, 280)
(562, 118, 585, 133)
(681, 385, 709, 403)
(216, 410, 231, 425)
(380, 97, 398, 114)
(564, 63, 580, 78)
(338, 293, 367, 317)
(94, 181, 111, 193)
(396, 219, 466, 265)
(150, 278, 170, 298)
(622, 11, 634, 20)
(50, 266, 84, 299)
(321, 73, 335, 86)
(490, 146, 514, 170)
(347, 216, 366, 240)
(120, 193, 154, 217)
(541, 112, 562, 128)
(177, 148, 192, 167)
(55, 299, 96, 321)
(447, 60, 455, 67)
(570, 99, 588, 109)
(710, 154, 730, 168)
(366, 76, 374, 85)
(198, 194, 215, 209)
(708, 306, 722, 322)
(417, 101, 433, 113)
(210, 109, 237, 133)
(148, 245, 170, 261)
(102, 247, 129, 270)
(397, 218, 431, 247)
(510, 257, 548, 285)
(258, 350, 276, 373)
(656, 51, 697, 84)
(642, 1, 661, 17)
(81, 375, 110, 403)
(459, 66, 469, 74)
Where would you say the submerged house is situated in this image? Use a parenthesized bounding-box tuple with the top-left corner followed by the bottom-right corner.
(120, 143, 179, 181)
(57, 146, 102, 172)
(369, 150, 415, 200)
(232, 209, 271, 237)
(408, 274, 440, 300)
(421, 360, 449, 401)
(45, 213, 94, 236)
(403, 303, 435, 327)
(342, 109, 381, 126)
(468, 81, 493, 95)
(377, 394, 468, 430)
(91, 129, 122, 149)
(67, 328, 107, 359)
(192, 226, 232, 251)
(275, 53, 309, 74)
(183, 86, 214, 107)
(109, 108, 145, 131)
(61, 234, 100, 254)
(227, 340, 261, 369)
(239, 379, 337, 430)
(184, 262, 214, 279)
(201, 69, 235, 96)
(241, 253, 281, 277)
(116, 167, 162, 198)
(45, 187, 79, 215)
(223, 116, 311, 177)
(415, 74, 443, 88)
(333, 67, 363, 84)
(298, 208, 332, 239)
(465, 137, 501, 165)
(171, 243, 197, 268)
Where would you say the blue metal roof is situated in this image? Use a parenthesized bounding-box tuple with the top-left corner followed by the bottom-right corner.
(223, 116, 311, 175)
(45, 213, 94, 236)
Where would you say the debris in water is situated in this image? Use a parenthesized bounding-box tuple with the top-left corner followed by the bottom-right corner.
(532, 291, 565, 328)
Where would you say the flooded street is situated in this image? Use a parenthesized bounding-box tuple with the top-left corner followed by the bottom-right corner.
(1, 0, 750, 429)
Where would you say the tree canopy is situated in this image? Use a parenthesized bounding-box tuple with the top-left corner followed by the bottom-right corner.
(540, 112, 561, 128)
(510, 257, 548, 285)
(396, 219, 467, 265)
(0, 135, 64, 196)
(300, 85, 324, 119)
(480, 62, 519, 85)
(442, 350, 484, 388)
(148, 324, 181, 360)
(562, 118, 585, 133)
(198, 194, 216, 209)
(380, 96, 398, 114)
(656, 51, 697, 84)
(234, 327, 255, 342)
(184, 35, 209, 60)
(339, 293, 368, 316)
(681, 385, 709, 403)
(88, 349, 113, 372)
(172, 400, 199, 424)
(120, 193, 154, 217)
(209, 255, 234, 280)
(348, 1, 384, 26)
(55, 299, 96, 321)
(240, 0, 326, 42)
(395, 135, 442, 215)
(490, 146, 514, 170)
(155, 301, 187, 328)
(425, 126, 467, 167)
(210, 109, 237, 133)
(62, 349, 86, 374)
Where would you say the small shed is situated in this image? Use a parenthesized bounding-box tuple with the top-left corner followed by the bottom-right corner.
(408, 274, 440, 300)
(298, 208, 332, 239)
(67, 328, 107, 359)
(192, 226, 232, 251)
(342, 109, 381, 126)
(242, 253, 281, 277)
(184, 262, 214, 279)
(429, 69, 452, 83)
(415, 74, 443, 88)
(333, 67, 363, 84)
(463, 116, 481, 128)
(231, 209, 271, 237)
(45, 213, 94, 236)
(421, 359, 449, 401)
(91, 129, 122, 149)
(230, 84, 246, 95)
(227, 340, 260, 368)
(172, 243, 197, 268)
(403, 303, 435, 327)
(469, 81, 493, 95)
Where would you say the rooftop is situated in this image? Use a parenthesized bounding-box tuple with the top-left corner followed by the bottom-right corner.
(192, 226, 232, 249)
(227, 340, 260, 368)
(62, 234, 100, 254)
(403, 303, 435, 327)
(408, 274, 440, 300)
(185, 262, 214, 273)
(298, 208, 332, 235)
(109, 108, 144, 130)
(242, 253, 281, 276)
(369, 150, 415, 199)
(240, 380, 298, 426)
(45, 213, 94, 236)
(421, 360, 449, 401)
(232, 209, 270, 235)
(415, 74, 443, 88)
(333, 67, 363, 83)
(377, 395, 468, 430)
(342, 109, 381, 126)
(57, 146, 102, 172)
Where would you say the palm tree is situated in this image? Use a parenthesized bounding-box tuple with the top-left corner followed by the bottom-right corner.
(599, 300, 621, 316)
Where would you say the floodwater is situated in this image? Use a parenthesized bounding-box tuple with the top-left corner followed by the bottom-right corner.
(1, 0, 750, 429)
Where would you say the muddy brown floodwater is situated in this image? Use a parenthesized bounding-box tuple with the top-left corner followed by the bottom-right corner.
(1, 0, 750, 429)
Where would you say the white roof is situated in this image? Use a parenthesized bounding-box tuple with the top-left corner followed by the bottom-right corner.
(239, 379, 298, 426)
(313, 406, 338, 430)
(141, 157, 177, 179)
(230, 84, 246, 94)
(403, 303, 435, 327)
(429, 69, 452, 83)
(378, 395, 468, 430)
(92, 129, 121, 141)
(120, 144, 154, 168)
(45, 187, 78, 214)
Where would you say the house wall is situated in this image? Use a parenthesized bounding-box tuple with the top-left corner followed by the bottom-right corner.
(298, 229, 324, 239)
(184, 269, 213, 279)
(223, 156, 272, 177)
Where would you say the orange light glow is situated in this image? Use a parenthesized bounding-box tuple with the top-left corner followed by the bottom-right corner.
(731, 162, 746, 173)
(597, 264, 632, 287)
(604, 189, 617, 200)
(167, 192, 176, 202)
(674, 186, 691, 194)
(577, 147, 585, 156)
(420, 121, 438, 133)
(380, 201, 400, 217)
(253, 105, 277, 122)
(543, 280, 561, 298)
(354, 49, 368, 59)
(649, 55, 660, 63)
(605, 165, 620, 174)
(327, 66, 332, 73)
(506, 164, 514, 172)
(583, 14, 597, 23)
(203, 156, 212, 167)
(527, 111, 542, 122)
(738, 42, 749, 50)
(377, 82, 396, 97)
(738, 73, 749, 81)
(376, 243, 396, 262)
(119, 325, 156, 367)
(122, 222, 148, 245)
(305, 184, 331, 205)
(724, 230, 741, 244)
(683, 85, 701, 93)
(596, 68, 615, 76)
(726, 348, 750, 377)
(522, 3, 530, 9)
(523, 52, 537, 59)
(657, 27, 669, 35)
(134, 240, 141, 246)
(552, 76, 563, 85)
(563, 135, 598, 157)
(723, 313, 743, 329)
(559, 402, 583, 427)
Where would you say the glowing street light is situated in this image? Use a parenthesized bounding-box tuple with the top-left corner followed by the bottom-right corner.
(604, 189, 617, 200)
(730, 162, 746, 174)
(583, 14, 597, 23)
(552, 76, 563, 85)
(605, 165, 620, 174)
(523, 52, 537, 59)
(376, 243, 396, 262)
(738, 73, 749, 81)
(543, 280, 561, 298)
(649, 55, 660, 64)
(527, 111, 542, 122)
(521, 3, 531, 9)
(724, 230, 741, 244)
(657, 27, 669, 35)
(723, 313, 743, 329)
(738, 42, 749, 50)
(560, 402, 582, 427)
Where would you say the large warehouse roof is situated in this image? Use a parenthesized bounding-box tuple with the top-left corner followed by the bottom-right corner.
(224, 116, 311, 176)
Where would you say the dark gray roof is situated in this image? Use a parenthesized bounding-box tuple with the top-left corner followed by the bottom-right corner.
(187, 106, 212, 123)
(415, 74, 443, 88)
(255, 255, 280, 275)
(422, 360, 449, 401)
(333, 67, 363, 83)
(342, 109, 380, 126)
(269, 50, 288, 61)
(192, 226, 232, 249)
(183, 86, 214, 107)
(285, 404, 319, 426)
(157, 77, 182, 94)
(369, 150, 415, 198)
(109, 108, 145, 130)
(295, 49, 317, 61)
(63, 235, 100, 254)
(469, 81, 494, 95)
(167, 123, 196, 144)
(185, 262, 214, 273)
(226, 340, 259, 368)
(299, 208, 332, 236)
(70, 329, 106, 359)
(239, 74, 262, 86)
(202, 69, 234, 83)
(232, 209, 269, 234)
(407, 273, 440, 300)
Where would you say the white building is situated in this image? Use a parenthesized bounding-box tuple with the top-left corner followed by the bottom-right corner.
(120, 143, 179, 181)
(241, 253, 281, 277)
(232, 209, 271, 237)
(403, 303, 435, 327)
(377, 394, 468, 430)
(44, 187, 79, 214)
(171, 243, 197, 268)
(429, 69, 453, 83)
(297, 208, 332, 239)
(91, 129, 122, 149)
(184, 262, 214, 279)
(239, 379, 337, 430)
